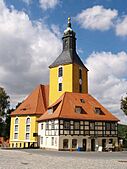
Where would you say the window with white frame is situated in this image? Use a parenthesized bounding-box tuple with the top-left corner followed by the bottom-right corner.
(25, 117, 30, 140)
(41, 137, 43, 144)
(51, 137, 54, 146)
(41, 123, 43, 130)
(58, 67, 63, 77)
(51, 120, 55, 129)
(58, 83, 62, 91)
(14, 117, 19, 139)
(25, 133, 30, 140)
(74, 121, 80, 129)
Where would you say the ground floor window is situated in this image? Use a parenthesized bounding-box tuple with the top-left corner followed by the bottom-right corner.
(51, 137, 54, 146)
(63, 139, 68, 148)
(41, 137, 43, 145)
(72, 139, 77, 148)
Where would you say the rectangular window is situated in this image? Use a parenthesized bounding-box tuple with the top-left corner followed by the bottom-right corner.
(79, 84, 82, 93)
(14, 133, 18, 139)
(58, 83, 62, 91)
(26, 125, 30, 132)
(75, 106, 82, 114)
(41, 123, 43, 130)
(46, 121, 49, 130)
(111, 123, 115, 130)
(51, 137, 54, 146)
(79, 69, 82, 79)
(14, 125, 18, 132)
(74, 121, 80, 129)
(58, 67, 63, 77)
(26, 133, 30, 140)
(41, 137, 43, 144)
(64, 121, 70, 129)
(106, 122, 110, 130)
(51, 121, 55, 129)
(90, 122, 94, 130)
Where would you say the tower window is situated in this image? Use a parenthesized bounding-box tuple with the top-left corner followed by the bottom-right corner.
(79, 68, 82, 79)
(58, 67, 63, 77)
(79, 84, 82, 93)
(58, 83, 62, 91)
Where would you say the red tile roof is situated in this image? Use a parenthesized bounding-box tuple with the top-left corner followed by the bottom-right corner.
(38, 92, 119, 122)
(11, 84, 49, 116)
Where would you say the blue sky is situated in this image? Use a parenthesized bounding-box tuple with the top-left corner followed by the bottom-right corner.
(5, 0, 127, 57)
(0, 0, 127, 124)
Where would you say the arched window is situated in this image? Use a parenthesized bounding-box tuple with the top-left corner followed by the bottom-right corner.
(63, 139, 68, 149)
(15, 117, 19, 124)
(58, 67, 63, 77)
(25, 117, 30, 140)
(26, 117, 30, 124)
(72, 139, 77, 148)
(14, 117, 19, 139)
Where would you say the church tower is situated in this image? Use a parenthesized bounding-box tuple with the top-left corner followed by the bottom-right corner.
(49, 18, 88, 105)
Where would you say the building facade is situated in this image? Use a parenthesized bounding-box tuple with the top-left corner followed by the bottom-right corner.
(10, 18, 119, 151)
(38, 18, 119, 151)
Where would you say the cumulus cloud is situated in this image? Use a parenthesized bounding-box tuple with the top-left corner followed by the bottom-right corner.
(39, 0, 59, 10)
(116, 16, 127, 36)
(86, 51, 127, 124)
(0, 0, 62, 106)
(75, 5, 118, 31)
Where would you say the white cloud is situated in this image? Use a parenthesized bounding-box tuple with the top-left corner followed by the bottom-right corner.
(0, 0, 62, 106)
(116, 16, 127, 36)
(75, 5, 118, 31)
(86, 51, 127, 124)
(39, 0, 59, 10)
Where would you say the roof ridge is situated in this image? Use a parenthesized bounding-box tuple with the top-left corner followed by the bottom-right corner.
(35, 85, 42, 113)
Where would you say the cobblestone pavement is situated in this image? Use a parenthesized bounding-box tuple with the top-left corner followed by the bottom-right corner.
(0, 149, 127, 169)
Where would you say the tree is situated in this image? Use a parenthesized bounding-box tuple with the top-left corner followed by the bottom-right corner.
(121, 94, 127, 115)
(0, 87, 10, 137)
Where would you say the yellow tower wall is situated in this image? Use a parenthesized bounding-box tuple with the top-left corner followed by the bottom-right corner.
(10, 115, 39, 148)
(73, 64, 88, 93)
(49, 63, 88, 105)
(49, 64, 73, 105)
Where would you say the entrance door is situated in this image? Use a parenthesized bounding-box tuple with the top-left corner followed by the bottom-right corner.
(91, 139, 95, 151)
(83, 139, 87, 151)
(102, 139, 106, 151)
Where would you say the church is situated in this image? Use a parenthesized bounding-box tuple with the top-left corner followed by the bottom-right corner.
(10, 18, 119, 151)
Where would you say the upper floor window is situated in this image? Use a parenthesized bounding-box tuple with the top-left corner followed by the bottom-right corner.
(74, 121, 80, 129)
(90, 122, 95, 130)
(64, 121, 70, 129)
(58, 67, 63, 77)
(46, 121, 49, 130)
(75, 106, 86, 114)
(79, 84, 82, 93)
(95, 108, 104, 115)
(58, 83, 62, 91)
(105, 122, 110, 130)
(51, 120, 55, 129)
(15, 117, 19, 124)
(111, 123, 116, 130)
(26, 117, 30, 124)
(79, 68, 82, 79)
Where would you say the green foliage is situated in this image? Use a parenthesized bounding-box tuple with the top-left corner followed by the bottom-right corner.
(121, 94, 127, 115)
(0, 87, 10, 116)
(0, 87, 10, 137)
(118, 124, 127, 139)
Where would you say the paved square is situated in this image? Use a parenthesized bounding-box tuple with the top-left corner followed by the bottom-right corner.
(0, 149, 127, 169)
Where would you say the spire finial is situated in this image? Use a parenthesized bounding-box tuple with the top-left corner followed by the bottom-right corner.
(67, 17, 71, 28)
